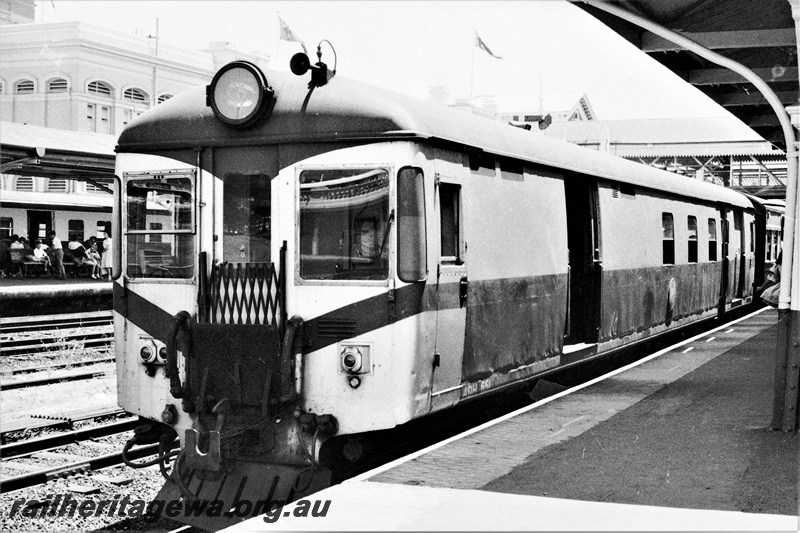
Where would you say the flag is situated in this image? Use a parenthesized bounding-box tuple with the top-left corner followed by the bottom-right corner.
(475, 30, 502, 59)
(279, 15, 307, 53)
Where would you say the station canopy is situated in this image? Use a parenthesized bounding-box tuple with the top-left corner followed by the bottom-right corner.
(576, 0, 798, 152)
(0, 121, 116, 185)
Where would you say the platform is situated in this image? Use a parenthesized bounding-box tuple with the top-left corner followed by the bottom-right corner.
(228, 308, 798, 531)
(0, 277, 112, 317)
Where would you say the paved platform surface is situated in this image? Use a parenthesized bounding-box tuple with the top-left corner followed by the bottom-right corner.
(227, 308, 798, 531)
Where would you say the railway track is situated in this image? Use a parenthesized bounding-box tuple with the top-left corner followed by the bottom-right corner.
(1, 365, 114, 391)
(0, 311, 113, 334)
(0, 408, 168, 493)
(1, 311, 114, 358)
(1, 404, 128, 443)
(9, 356, 116, 375)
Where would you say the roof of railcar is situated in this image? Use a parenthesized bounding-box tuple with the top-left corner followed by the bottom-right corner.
(117, 69, 752, 209)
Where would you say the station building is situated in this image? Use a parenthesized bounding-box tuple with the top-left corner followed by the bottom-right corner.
(0, 1, 271, 241)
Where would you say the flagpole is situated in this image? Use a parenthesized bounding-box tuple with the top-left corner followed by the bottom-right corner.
(470, 26, 475, 99)
(276, 12, 280, 67)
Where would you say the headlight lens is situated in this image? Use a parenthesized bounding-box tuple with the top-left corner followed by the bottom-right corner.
(340, 344, 371, 375)
(207, 61, 273, 127)
(140, 345, 154, 363)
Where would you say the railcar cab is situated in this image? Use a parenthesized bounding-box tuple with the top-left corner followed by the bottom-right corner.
(114, 58, 435, 524)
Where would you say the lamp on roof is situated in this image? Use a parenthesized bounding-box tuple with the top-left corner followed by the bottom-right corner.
(206, 61, 273, 128)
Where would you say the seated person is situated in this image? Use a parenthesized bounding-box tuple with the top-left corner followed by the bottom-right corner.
(87, 241, 101, 263)
(27, 241, 52, 269)
(70, 241, 101, 279)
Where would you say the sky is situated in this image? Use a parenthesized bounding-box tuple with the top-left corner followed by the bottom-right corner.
(36, 0, 732, 121)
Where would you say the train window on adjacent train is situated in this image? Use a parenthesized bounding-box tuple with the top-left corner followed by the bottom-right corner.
(440, 183, 461, 263)
(708, 219, 718, 261)
(397, 167, 427, 282)
(298, 167, 390, 281)
(0, 218, 12, 239)
(687, 216, 698, 263)
(68, 219, 84, 242)
(223, 173, 271, 263)
(662, 213, 674, 265)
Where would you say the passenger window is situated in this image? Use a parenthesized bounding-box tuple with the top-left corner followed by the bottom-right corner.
(662, 213, 674, 265)
(440, 183, 462, 263)
(750, 222, 755, 252)
(708, 219, 718, 261)
(397, 167, 427, 282)
(687, 216, 698, 263)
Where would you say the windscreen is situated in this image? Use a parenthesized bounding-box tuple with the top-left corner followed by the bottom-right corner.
(298, 167, 390, 281)
(125, 172, 194, 278)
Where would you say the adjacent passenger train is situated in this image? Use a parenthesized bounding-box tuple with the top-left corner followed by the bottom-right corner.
(112, 58, 770, 526)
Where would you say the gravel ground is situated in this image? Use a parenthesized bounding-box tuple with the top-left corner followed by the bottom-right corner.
(0, 332, 188, 532)
(0, 461, 176, 532)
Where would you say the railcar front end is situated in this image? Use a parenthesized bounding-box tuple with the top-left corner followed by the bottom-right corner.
(113, 62, 440, 528)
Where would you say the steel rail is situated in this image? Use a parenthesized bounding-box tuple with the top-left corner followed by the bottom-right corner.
(1, 368, 112, 391)
(10, 356, 116, 375)
(1, 417, 138, 459)
(0, 443, 160, 493)
(1, 405, 126, 441)
(1, 317, 113, 335)
(0, 331, 114, 357)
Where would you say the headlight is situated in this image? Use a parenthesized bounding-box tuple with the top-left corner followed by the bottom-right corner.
(206, 61, 273, 127)
(339, 344, 371, 375)
(140, 345, 155, 363)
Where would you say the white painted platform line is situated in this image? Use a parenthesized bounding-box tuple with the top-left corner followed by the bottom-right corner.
(225, 481, 798, 532)
(350, 307, 769, 483)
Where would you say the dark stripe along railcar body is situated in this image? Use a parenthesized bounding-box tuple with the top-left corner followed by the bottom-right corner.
(113, 61, 767, 524)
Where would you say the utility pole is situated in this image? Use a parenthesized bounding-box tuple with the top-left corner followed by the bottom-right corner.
(149, 18, 160, 108)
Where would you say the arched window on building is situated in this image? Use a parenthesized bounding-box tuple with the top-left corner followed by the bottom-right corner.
(47, 78, 68, 93)
(157, 93, 174, 104)
(15, 177, 34, 191)
(123, 87, 149, 103)
(14, 79, 35, 94)
(47, 178, 68, 193)
(88, 80, 113, 97)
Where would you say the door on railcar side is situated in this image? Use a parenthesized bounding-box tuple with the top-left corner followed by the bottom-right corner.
(563, 179, 601, 348)
(718, 208, 731, 312)
(27, 210, 52, 244)
(430, 170, 467, 411)
(733, 209, 746, 303)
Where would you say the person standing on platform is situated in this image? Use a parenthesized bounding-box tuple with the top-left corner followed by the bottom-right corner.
(101, 231, 113, 280)
(47, 230, 66, 279)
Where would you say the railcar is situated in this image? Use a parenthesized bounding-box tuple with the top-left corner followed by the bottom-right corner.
(1, 189, 112, 246)
(112, 58, 765, 527)
(762, 199, 784, 267)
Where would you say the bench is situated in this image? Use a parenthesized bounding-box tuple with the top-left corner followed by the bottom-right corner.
(9, 249, 48, 277)
(63, 249, 94, 278)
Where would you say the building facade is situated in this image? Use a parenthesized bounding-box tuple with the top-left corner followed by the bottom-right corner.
(0, 21, 271, 136)
(0, 14, 270, 242)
